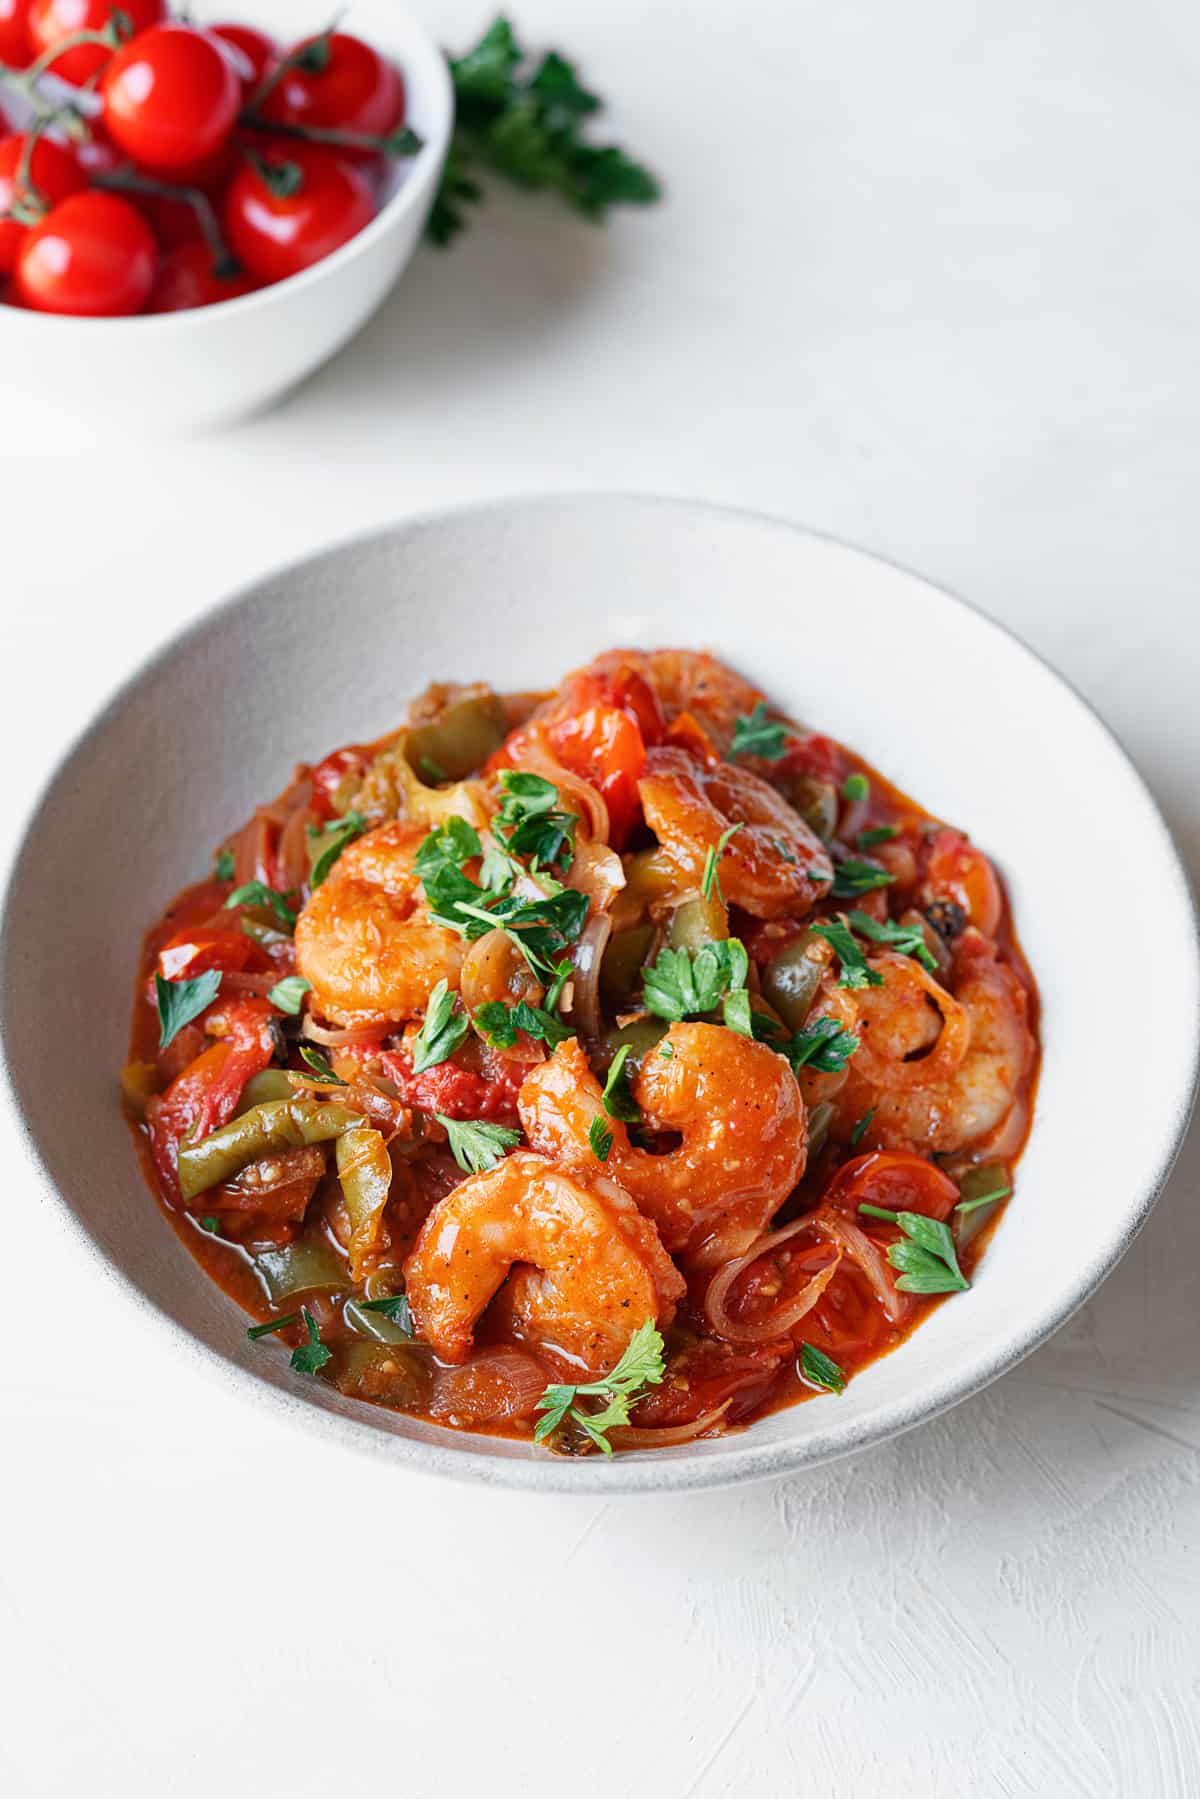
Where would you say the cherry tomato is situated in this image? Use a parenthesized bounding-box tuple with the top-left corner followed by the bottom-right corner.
(15, 189, 156, 315)
(223, 144, 376, 283)
(260, 31, 403, 156)
(0, 132, 86, 274)
(27, 0, 164, 85)
(100, 24, 239, 172)
(73, 133, 125, 178)
(309, 744, 370, 822)
(821, 1151, 961, 1224)
(148, 239, 259, 312)
(0, 0, 32, 65)
(209, 20, 277, 92)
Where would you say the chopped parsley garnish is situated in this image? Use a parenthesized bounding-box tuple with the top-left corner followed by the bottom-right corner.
(411, 978, 470, 1072)
(722, 987, 753, 1037)
(474, 997, 573, 1050)
(857, 824, 899, 849)
(601, 1045, 640, 1121)
(533, 1320, 665, 1455)
(849, 1108, 875, 1149)
(225, 880, 297, 928)
(799, 1342, 846, 1395)
(289, 1306, 333, 1374)
(155, 969, 222, 1049)
(495, 770, 577, 868)
(268, 975, 311, 1015)
(784, 1016, 859, 1073)
(214, 848, 235, 882)
(199, 1216, 222, 1235)
(701, 822, 743, 903)
(842, 773, 870, 802)
(413, 815, 482, 877)
(246, 1311, 300, 1340)
(357, 1293, 414, 1335)
(846, 909, 938, 972)
(809, 920, 883, 991)
(830, 857, 894, 898)
(588, 1116, 614, 1161)
(658, 1041, 675, 1059)
(415, 814, 589, 980)
(642, 937, 750, 1021)
(955, 1184, 1011, 1216)
(435, 1114, 521, 1174)
(730, 702, 788, 761)
(307, 808, 367, 888)
(299, 1045, 346, 1085)
(857, 1205, 970, 1295)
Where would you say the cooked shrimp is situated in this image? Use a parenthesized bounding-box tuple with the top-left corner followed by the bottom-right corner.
(403, 1151, 684, 1372)
(834, 934, 1034, 1154)
(638, 745, 832, 918)
(919, 827, 1002, 938)
(519, 1025, 808, 1266)
(295, 821, 464, 1027)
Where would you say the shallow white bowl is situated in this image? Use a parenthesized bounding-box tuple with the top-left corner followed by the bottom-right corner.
(2, 495, 1197, 1493)
(0, 0, 452, 432)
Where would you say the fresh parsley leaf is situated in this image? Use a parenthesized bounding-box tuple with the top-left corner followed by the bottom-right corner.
(533, 1319, 665, 1455)
(658, 1040, 675, 1059)
(214, 848, 235, 882)
(495, 770, 576, 868)
(290, 1306, 333, 1374)
(842, 773, 870, 802)
(225, 880, 297, 928)
(701, 822, 743, 903)
(199, 1216, 221, 1235)
(830, 857, 894, 898)
(412, 978, 470, 1073)
(845, 909, 938, 973)
(857, 1205, 970, 1294)
(601, 1045, 640, 1121)
(785, 1016, 859, 1073)
(799, 1342, 846, 1395)
(298, 1045, 346, 1085)
(588, 1116, 614, 1162)
(722, 987, 753, 1037)
(246, 1311, 300, 1340)
(357, 1293, 415, 1335)
(436, 1114, 521, 1174)
(730, 701, 788, 760)
(155, 969, 222, 1049)
(857, 824, 899, 849)
(954, 1184, 1011, 1215)
(642, 938, 750, 1021)
(473, 997, 572, 1050)
(413, 815, 483, 878)
(268, 974, 311, 1015)
(810, 921, 884, 991)
(849, 1108, 875, 1149)
(307, 809, 367, 888)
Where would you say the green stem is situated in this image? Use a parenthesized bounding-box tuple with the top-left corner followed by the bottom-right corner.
(93, 168, 240, 277)
(857, 1203, 899, 1222)
(243, 14, 343, 116)
(23, 21, 123, 86)
(239, 114, 423, 158)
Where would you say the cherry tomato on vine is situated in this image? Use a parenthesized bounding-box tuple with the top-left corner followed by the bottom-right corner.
(15, 189, 156, 315)
(209, 20, 277, 93)
(0, 0, 32, 66)
(100, 24, 240, 172)
(148, 239, 260, 312)
(259, 31, 404, 156)
(27, 0, 164, 85)
(0, 132, 86, 273)
(223, 144, 376, 284)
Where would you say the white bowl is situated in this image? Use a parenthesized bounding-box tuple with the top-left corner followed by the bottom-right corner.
(0, 0, 452, 433)
(2, 495, 1197, 1493)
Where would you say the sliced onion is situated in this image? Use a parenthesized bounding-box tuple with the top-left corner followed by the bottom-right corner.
(428, 1348, 548, 1425)
(564, 912, 611, 1043)
(608, 1401, 733, 1450)
(232, 812, 274, 887)
(461, 927, 540, 1022)
(278, 802, 315, 894)
(304, 1017, 391, 1049)
(814, 1212, 907, 1324)
(704, 1219, 842, 1343)
(567, 837, 626, 911)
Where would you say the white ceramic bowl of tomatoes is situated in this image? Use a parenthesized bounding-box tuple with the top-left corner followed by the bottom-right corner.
(0, 0, 452, 429)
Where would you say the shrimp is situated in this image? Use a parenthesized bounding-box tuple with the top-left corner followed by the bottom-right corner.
(403, 1151, 684, 1372)
(639, 745, 832, 918)
(294, 821, 464, 1027)
(518, 1025, 808, 1266)
(834, 934, 1034, 1154)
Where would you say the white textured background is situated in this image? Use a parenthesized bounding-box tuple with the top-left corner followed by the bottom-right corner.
(3, 1, 1199, 1793)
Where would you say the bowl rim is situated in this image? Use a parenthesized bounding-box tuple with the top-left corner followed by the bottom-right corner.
(0, 0, 454, 334)
(2, 492, 1197, 1495)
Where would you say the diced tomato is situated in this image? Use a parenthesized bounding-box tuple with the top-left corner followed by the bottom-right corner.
(145, 997, 278, 1202)
(309, 744, 371, 823)
(633, 1340, 785, 1428)
(379, 1049, 524, 1122)
(157, 922, 262, 982)
(820, 1150, 960, 1223)
(775, 732, 840, 782)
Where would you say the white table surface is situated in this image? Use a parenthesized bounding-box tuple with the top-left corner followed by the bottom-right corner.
(3, 1, 1199, 1792)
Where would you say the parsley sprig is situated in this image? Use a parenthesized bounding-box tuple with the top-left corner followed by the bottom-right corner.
(846, 909, 938, 972)
(436, 1114, 521, 1174)
(225, 880, 297, 928)
(701, 822, 743, 903)
(810, 920, 884, 991)
(431, 17, 661, 246)
(533, 1320, 666, 1455)
(247, 1306, 332, 1374)
(268, 975, 311, 1016)
(830, 857, 894, 899)
(857, 1204, 970, 1295)
(155, 969, 221, 1048)
(307, 809, 367, 888)
(642, 938, 750, 1022)
(783, 1016, 859, 1073)
(474, 997, 573, 1050)
(730, 702, 788, 761)
(494, 771, 577, 869)
(601, 1045, 640, 1121)
(412, 978, 471, 1073)
(799, 1342, 846, 1395)
(416, 814, 589, 981)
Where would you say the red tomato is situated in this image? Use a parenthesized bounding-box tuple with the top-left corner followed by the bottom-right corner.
(259, 31, 404, 155)
(0, 133, 86, 274)
(309, 744, 370, 822)
(27, 0, 164, 84)
(223, 144, 375, 283)
(14, 189, 156, 315)
(922, 828, 1002, 938)
(0, 0, 31, 64)
(209, 20, 277, 92)
(547, 705, 647, 846)
(821, 1151, 960, 1224)
(146, 996, 278, 1201)
(73, 134, 125, 178)
(148, 238, 259, 312)
(100, 24, 240, 172)
(379, 1049, 524, 1123)
(156, 924, 262, 981)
